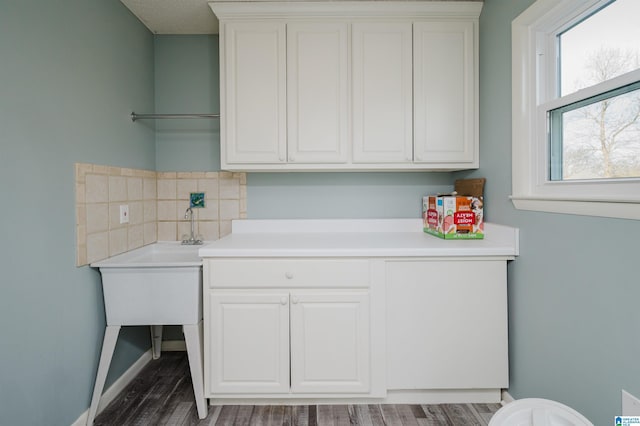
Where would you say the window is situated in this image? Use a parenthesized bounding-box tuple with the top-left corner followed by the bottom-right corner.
(512, 0, 640, 220)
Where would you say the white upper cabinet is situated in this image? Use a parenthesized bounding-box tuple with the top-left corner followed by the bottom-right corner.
(221, 22, 286, 164)
(287, 23, 349, 164)
(210, 2, 482, 171)
(413, 21, 477, 167)
(352, 22, 413, 164)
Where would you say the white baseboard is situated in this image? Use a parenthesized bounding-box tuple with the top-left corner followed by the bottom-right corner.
(161, 340, 186, 352)
(208, 389, 502, 406)
(71, 349, 152, 426)
(501, 389, 515, 405)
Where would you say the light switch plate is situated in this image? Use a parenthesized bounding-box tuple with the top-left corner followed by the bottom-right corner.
(119, 205, 129, 224)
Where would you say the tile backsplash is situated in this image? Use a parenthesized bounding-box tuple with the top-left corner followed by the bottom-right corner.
(75, 163, 246, 266)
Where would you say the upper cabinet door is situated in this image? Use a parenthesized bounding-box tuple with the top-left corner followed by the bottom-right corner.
(287, 22, 349, 164)
(413, 21, 477, 166)
(222, 22, 287, 165)
(352, 23, 413, 164)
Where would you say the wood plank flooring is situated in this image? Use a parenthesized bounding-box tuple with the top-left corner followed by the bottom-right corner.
(94, 352, 500, 426)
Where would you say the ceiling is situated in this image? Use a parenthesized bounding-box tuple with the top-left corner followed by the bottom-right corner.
(120, 0, 481, 35)
(120, 0, 220, 34)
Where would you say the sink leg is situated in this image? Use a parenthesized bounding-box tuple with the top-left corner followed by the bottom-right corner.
(150, 325, 163, 360)
(183, 321, 208, 419)
(87, 325, 121, 426)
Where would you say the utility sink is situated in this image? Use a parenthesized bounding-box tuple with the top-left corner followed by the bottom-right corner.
(86, 242, 207, 425)
(91, 242, 203, 325)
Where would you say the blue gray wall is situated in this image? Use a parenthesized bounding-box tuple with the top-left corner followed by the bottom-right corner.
(467, 1, 640, 425)
(0, 2, 155, 425)
(155, 35, 221, 172)
(2, 1, 638, 425)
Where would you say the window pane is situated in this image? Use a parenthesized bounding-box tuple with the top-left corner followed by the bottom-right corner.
(558, 0, 640, 96)
(549, 83, 640, 180)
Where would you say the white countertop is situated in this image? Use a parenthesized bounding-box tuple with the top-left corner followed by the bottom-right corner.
(198, 219, 519, 258)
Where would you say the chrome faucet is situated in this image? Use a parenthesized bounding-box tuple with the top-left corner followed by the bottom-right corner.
(181, 207, 203, 245)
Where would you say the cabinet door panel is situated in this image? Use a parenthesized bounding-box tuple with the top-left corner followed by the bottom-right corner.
(413, 21, 476, 165)
(386, 260, 507, 389)
(223, 22, 286, 164)
(208, 291, 290, 394)
(287, 23, 349, 164)
(352, 23, 413, 163)
(290, 291, 370, 393)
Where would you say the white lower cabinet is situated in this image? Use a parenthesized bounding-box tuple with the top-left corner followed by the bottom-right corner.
(290, 291, 370, 393)
(385, 259, 508, 390)
(204, 258, 375, 397)
(204, 256, 508, 402)
(208, 291, 290, 394)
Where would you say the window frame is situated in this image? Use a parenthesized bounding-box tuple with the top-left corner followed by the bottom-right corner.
(511, 0, 640, 220)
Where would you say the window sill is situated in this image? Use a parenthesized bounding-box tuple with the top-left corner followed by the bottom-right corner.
(510, 196, 640, 220)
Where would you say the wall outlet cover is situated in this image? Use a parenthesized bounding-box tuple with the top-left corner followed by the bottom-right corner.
(190, 192, 205, 208)
(119, 205, 129, 224)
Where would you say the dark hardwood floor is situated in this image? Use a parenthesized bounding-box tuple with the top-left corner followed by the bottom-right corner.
(94, 351, 501, 425)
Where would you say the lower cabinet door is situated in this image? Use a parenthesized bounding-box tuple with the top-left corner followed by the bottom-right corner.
(208, 291, 290, 394)
(386, 260, 508, 389)
(289, 291, 371, 393)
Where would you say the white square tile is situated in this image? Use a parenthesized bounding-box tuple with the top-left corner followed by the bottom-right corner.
(128, 224, 144, 251)
(177, 201, 192, 221)
(143, 200, 157, 222)
(220, 199, 240, 221)
(127, 177, 143, 201)
(199, 221, 220, 241)
(198, 178, 219, 198)
(143, 177, 157, 200)
(178, 221, 193, 241)
(109, 228, 128, 256)
(144, 222, 157, 244)
(87, 232, 109, 264)
(220, 220, 233, 237)
(157, 179, 177, 200)
(198, 200, 219, 221)
(220, 178, 240, 200)
(109, 203, 125, 229)
(109, 176, 127, 202)
(177, 179, 198, 200)
(157, 200, 177, 221)
(86, 203, 109, 234)
(129, 201, 143, 225)
(158, 221, 177, 241)
(86, 174, 109, 203)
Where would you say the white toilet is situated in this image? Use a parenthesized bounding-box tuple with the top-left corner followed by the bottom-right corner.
(489, 398, 593, 426)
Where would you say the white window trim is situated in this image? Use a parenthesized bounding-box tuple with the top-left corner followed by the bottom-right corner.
(511, 0, 640, 220)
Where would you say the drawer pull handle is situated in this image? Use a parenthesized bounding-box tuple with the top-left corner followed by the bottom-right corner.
(291, 296, 299, 304)
(280, 297, 288, 305)
(285, 272, 293, 279)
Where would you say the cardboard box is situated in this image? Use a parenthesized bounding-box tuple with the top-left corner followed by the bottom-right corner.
(423, 194, 484, 239)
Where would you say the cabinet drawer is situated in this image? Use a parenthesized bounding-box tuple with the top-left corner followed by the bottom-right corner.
(207, 259, 370, 288)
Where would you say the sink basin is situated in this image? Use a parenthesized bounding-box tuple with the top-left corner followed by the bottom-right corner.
(92, 241, 202, 268)
(91, 242, 203, 326)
